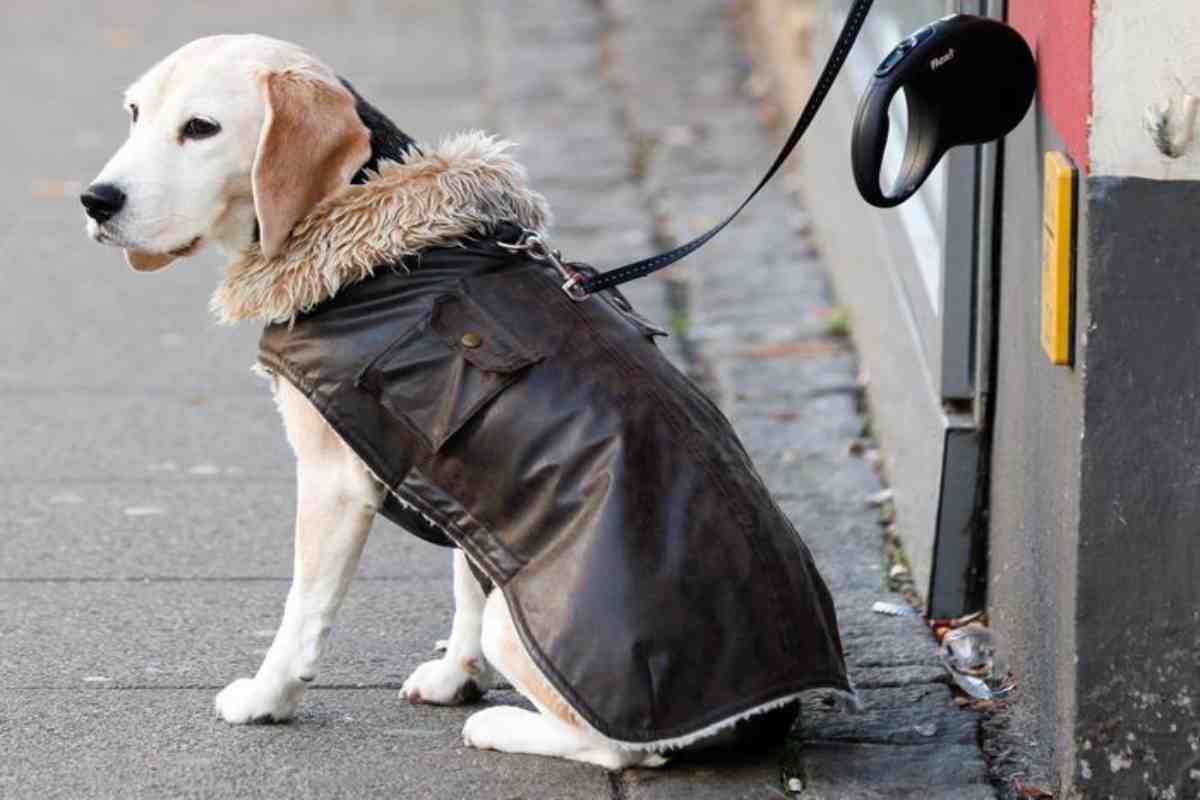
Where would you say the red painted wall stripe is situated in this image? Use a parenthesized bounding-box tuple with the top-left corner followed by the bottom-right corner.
(1009, 0, 1093, 172)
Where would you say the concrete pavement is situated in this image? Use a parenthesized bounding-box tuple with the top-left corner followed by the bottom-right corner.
(1, 1, 993, 797)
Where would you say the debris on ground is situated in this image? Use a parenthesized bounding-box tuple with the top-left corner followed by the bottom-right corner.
(846, 437, 871, 456)
(865, 488, 893, 507)
(866, 488, 896, 525)
(825, 307, 851, 338)
(881, 524, 922, 606)
(871, 600, 919, 617)
(937, 622, 1015, 701)
(1013, 779, 1055, 798)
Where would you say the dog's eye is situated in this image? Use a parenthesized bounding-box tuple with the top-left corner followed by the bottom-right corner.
(128, 104, 139, 124)
(181, 117, 221, 140)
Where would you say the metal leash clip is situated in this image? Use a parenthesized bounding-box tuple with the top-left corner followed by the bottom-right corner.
(498, 232, 590, 301)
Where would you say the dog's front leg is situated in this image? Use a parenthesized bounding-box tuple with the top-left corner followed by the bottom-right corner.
(400, 548, 496, 705)
(215, 454, 378, 723)
(216, 382, 382, 724)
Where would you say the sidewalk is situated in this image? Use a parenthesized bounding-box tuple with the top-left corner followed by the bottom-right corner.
(1, 1, 992, 797)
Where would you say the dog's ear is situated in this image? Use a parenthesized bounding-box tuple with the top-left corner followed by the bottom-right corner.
(252, 71, 371, 260)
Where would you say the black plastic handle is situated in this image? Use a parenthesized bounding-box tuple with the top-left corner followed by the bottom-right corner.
(852, 15, 1037, 208)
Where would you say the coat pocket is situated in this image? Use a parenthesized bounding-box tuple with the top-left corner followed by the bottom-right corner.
(356, 292, 543, 453)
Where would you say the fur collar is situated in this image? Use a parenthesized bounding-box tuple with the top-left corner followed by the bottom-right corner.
(211, 131, 551, 324)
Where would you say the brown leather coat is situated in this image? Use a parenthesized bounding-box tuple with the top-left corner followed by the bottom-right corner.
(257, 232, 852, 745)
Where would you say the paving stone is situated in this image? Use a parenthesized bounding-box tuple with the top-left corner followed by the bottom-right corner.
(801, 685, 977, 747)
(850, 664, 948, 690)
(620, 755, 788, 799)
(795, 742, 996, 800)
(0, 479, 450, 581)
(0, 689, 605, 800)
(0, 392, 292, 481)
(0, 220, 264, 394)
(0, 580, 454, 690)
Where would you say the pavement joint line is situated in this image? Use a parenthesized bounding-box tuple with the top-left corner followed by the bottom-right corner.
(0, 388, 270, 398)
(0, 576, 417, 584)
(844, 657, 940, 668)
(0, 477, 293, 486)
(800, 737, 967, 749)
(2, 684, 408, 692)
(853, 679, 948, 690)
(606, 771, 627, 800)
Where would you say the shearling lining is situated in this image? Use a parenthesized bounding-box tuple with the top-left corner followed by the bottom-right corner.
(211, 131, 551, 324)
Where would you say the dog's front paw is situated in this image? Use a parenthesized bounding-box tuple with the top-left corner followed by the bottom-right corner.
(401, 656, 491, 706)
(214, 677, 295, 724)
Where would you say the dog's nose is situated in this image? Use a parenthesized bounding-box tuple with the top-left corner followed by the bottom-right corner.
(80, 183, 126, 224)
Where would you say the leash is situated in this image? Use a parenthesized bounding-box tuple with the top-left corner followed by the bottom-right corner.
(504, 0, 875, 300)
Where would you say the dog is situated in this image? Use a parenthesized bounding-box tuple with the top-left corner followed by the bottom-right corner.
(82, 34, 853, 769)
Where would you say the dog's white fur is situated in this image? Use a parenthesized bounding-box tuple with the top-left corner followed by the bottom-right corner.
(86, 34, 676, 769)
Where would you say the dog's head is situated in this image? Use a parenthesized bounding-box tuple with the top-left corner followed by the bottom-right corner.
(82, 34, 373, 271)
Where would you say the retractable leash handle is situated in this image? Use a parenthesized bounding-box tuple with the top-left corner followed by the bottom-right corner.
(851, 15, 1036, 208)
(572, 0, 877, 299)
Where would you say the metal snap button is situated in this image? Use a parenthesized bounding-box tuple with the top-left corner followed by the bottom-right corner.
(460, 333, 483, 349)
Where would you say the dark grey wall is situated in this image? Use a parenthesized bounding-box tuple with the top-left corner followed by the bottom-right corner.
(988, 107, 1087, 790)
(1073, 176, 1200, 798)
(991, 109, 1200, 797)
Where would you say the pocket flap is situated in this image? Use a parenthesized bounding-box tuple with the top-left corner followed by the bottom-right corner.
(431, 293, 540, 372)
(358, 292, 542, 453)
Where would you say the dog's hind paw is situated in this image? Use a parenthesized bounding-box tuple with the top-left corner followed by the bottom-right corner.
(214, 677, 296, 724)
(463, 706, 671, 769)
(401, 656, 492, 706)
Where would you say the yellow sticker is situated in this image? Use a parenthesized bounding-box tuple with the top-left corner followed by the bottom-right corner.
(1041, 151, 1075, 366)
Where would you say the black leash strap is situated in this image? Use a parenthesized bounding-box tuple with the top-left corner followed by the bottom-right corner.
(573, 0, 875, 298)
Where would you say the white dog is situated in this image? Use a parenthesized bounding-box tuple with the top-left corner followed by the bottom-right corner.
(83, 34, 852, 769)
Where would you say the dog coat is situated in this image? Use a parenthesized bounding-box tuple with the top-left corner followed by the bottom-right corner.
(216, 133, 853, 747)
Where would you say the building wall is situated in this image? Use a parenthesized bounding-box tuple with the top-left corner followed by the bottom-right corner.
(989, 2, 1092, 792)
(996, 1, 1200, 796)
(988, 108, 1088, 795)
(1074, 175, 1200, 798)
(1091, 1, 1200, 180)
(1008, 0, 1092, 170)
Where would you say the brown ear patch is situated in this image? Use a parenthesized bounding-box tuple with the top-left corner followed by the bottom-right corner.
(252, 70, 371, 260)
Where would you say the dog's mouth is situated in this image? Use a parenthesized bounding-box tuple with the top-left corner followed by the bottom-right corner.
(123, 237, 203, 273)
(88, 219, 203, 272)
(88, 221, 113, 244)
(168, 237, 202, 257)
(88, 220, 201, 258)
